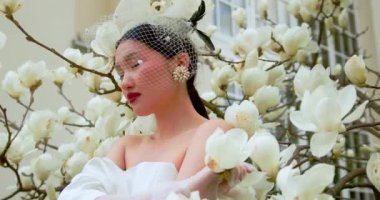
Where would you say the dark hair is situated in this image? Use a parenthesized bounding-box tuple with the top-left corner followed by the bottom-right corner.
(116, 23, 209, 119)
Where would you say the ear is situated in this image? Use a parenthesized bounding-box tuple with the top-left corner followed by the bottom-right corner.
(173, 52, 191, 68)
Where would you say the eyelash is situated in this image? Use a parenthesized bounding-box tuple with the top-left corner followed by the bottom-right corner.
(118, 59, 144, 80)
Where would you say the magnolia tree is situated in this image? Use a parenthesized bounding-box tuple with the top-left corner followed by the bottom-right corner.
(1, 0, 380, 199)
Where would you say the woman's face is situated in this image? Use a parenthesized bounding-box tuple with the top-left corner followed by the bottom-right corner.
(115, 40, 178, 116)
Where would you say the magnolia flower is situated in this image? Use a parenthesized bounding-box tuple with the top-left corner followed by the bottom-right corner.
(6, 134, 35, 164)
(57, 106, 79, 124)
(32, 153, 61, 181)
(82, 57, 108, 92)
(99, 78, 122, 102)
(91, 21, 121, 57)
(58, 143, 77, 161)
(205, 128, 254, 173)
(293, 64, 335, 98)
(344, 55, 368, 86)
(18, 165, 34, 189)
(0, 31, 6, 48)
(50, 66, 74, 87)
(85, 96, 117, 121)
(127, 114, 156, 135)
(94, 137, 119, 157)
(332, 135, 346, 156)
(290, 85, 369, 157)
(95, 110, 129, 138)
(65, 152, 89, 179)
(277, 164, 335, 200)
(17, 60, 47, 90)
(277, 24, 318, 60)
(250, 129, 280, 179)
(75, 128, 100, 155)
(0, 0, 23, 14)
(2, 71, 29, 99)
(232, 7, 246, 28)
(225, 100, 261, 135)
(332, 64, 342, 76)
(25, 110, 61, 142)
(210, 65, 236, 96)
(231, 27, 271, 57)
(63, 48, 93, 74)
(258, 0, 268, 19)
(166, 191, 204, 200)
(367, 153, 380, 192)
(240, 67, 268, 97)
(244, 50, 259, 69)
(338, 9, 348, 28)
(252, 86, 281, 114)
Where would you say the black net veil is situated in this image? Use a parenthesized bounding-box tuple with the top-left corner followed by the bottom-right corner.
(115, 1, 212, 118)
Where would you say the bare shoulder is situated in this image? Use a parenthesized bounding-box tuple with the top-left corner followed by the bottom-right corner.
(194, 118, 233, 138)
(105, 135, 141, 170)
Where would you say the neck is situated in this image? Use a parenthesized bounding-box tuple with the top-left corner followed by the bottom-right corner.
(152, 88, 207, 140)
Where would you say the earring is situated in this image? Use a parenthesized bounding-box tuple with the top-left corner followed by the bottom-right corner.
(172, 65, 190, 82)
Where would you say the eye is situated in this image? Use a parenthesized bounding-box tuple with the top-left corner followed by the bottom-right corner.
(132, 59, 144, 68)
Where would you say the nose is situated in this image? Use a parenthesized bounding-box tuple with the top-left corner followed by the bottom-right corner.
(120, 72, 135, 91)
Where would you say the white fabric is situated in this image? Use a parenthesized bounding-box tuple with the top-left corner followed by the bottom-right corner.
(58, 157, 178, 200)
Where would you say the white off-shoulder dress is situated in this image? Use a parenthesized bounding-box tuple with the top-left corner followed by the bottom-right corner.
(58, 157, 178, 200)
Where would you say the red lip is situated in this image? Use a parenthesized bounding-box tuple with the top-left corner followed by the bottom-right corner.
(127, 92, 141, 103)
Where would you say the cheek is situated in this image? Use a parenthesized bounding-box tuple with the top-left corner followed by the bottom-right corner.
(136, 63, 174, 91)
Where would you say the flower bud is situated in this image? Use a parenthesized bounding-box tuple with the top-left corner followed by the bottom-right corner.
(0, 0, 23, 14)
(344, 55, 368, 86)
(32, 153, 61, 181)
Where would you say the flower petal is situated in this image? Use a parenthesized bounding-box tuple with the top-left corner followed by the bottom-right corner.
(289, 111, 317, 132)
(310, 132, 339, 157)
(337, 85, 356, 117)
(342, 100, 368, 123)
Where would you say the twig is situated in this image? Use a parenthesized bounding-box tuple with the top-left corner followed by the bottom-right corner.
(326, 168, 366, 195)
(346, 121, 380, 131)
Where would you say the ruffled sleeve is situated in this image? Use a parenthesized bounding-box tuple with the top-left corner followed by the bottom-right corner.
(58, 157, 129, 200)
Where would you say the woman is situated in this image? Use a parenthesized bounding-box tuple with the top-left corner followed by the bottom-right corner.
(58, 17, 251, 200)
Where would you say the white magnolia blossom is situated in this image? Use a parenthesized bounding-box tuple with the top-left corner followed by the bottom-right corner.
(232, 7, 246, 28)
(277, 164, 335, 200)
(31, 153, 61, 181)
(95, 109, 129, 139)
(74, 128, 100, 155)
(58, 143, 77, 161)
(332, 135, 346, 156)
(210, 65, 236, 96)
(244, 50, 259, 69)
(99, 78, 122, 102)
(82, 57, 109, 92)
(63, 48, 93, 74)
(293, 64, 336, 98)
(50, 66, 75, 86)
(6, 134, 35, 164)
(225, 100, 261, 136)
(85, 96, 118, 121)
(205, 127, 254, 173)
(127, 114, 157, 135)
(277, 23, 318, 61)
(17, 60, 47, 89)
(241, 67, 268, 96)
(338, 8, 348, 28)
(18, 166, 34, 189)
(1, 70, 29, 99)
(231, 27, 271, 57)
(367, 153, 380, 192)
(290, 85, 369, 157)
(65, 151, 89, 179)
(0, 0, 23, 14)
(166, 191, 204, 200)
(252, 86, 281, 114)
(250, 129, 280, 179)
(344, 55, 368, 86)
(25, 110, 61, 142)
(91, 21, 121, 57)
(57, 106, 79, 124)
(258, 0, 268, 19)
(94, 137, 119, 157)
(0, 31, 6, 49)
